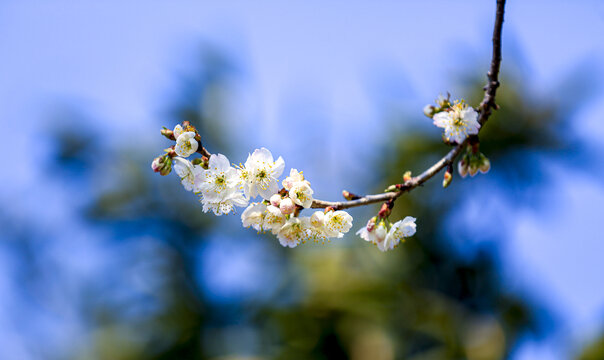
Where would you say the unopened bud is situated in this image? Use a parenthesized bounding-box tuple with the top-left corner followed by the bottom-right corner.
(366, 217, 377, 232)
(161, 128, 175, 140)
(378, 202, 392, 219)
(151, 156, 162, 172)
(279, 198, 296, 215)
(423, 105, 436, 118)
(342, 190, 361, 200)
(443, 170, 452, 188)
(403, 171, 412, 183)
(458, 159, 468, 178)
(270, 194, 282, 207)
(468, 161, 479, 177)
(479, 158, 491, 174)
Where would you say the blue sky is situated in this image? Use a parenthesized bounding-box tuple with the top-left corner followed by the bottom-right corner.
(1, 1, 604, 359)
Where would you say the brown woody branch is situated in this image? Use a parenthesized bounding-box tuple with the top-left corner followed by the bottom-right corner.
(311, 0, 506, 210)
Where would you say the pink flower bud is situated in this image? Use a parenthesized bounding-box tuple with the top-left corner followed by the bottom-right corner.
(279, 198, 296, 215)
(151, 157, 162, 172)
(270, 194, 282, 207)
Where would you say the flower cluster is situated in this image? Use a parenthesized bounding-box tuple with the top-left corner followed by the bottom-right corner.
(153, 122, 422, 252)
(458, 147, 491, 178)
(241, 168, 353, 248)
(156, 124, 355, 248)
(357, 216, 416, 252)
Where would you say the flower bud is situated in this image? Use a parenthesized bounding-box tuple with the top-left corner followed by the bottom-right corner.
(279, 198, 296, 215)
(479, 156, 491, 174)
(310, 211, 325, 228)
(270, 194, 282, 207)
(468, 161, 479, 177)
(161, 128, 175, 140)
(366, 217, 377, 232)
(458, 159, 468, 178)
(378, 202, 391, 219)
(151, 156, 162, 172)
(443, 170, 452, 188)
(403, 171, 412, 183)
(342, 190, 360, 200)
(423, 105, 436, 118)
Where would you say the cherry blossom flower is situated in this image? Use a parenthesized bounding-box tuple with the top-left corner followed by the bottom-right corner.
(201, 185, 248, 216)
(432, 103, 480, 144)
(239, 148, 285, 200)
(173, 124, 184, 139)
(289, 181, 314, 208)
(175, 131, 198, 157)
(172, 157, 203, 192)
(357, 219, 387, 246)
(277, 217, 307, 248)
(323, 210, 353, 238)
(380, 216, 416, 252)
(282, 168, 309, 190)
(197, 154, 239, 201)
(263, 205, 287, 234)
(241, 203, 267, 231)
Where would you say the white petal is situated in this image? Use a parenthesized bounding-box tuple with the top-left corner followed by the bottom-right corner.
(257, 180, 279, 200)
(252, 147, 273, 163)
(432, 112, 450, 128)
(273, 156, 285, 178)
(209, 153, 231, 172)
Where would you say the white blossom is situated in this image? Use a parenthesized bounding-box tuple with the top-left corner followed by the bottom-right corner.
(239, 148, 285, 200)
(277, 217, 307, 248)
(380, 216, 416, 252)
(263, 205, 287, 234)
(201, 185, 248, 216)
(432, 103, 480, 143)
(173, 124, 184, 139)
(357, 218, 385, 244)
(323, 210, 353, 238)
(241, 203, 267, 231)
(282, 168, 309, 190)
(289, 181, 314, 208)
(197, 154, 240, 201)
(279, 197, 296, 215)
(310, 211, 325, 229)
(172, 157, 203, 192)
(175, 131, 199, 157)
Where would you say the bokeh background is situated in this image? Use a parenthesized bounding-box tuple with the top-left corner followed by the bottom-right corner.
(1, 1, 604, 359)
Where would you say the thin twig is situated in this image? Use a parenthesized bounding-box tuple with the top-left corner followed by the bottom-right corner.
(311, 0, 506, 210)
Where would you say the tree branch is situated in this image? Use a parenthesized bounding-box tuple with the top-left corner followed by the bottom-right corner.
(311, 0, 506, 210)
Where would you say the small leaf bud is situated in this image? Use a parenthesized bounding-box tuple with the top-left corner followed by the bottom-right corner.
(403, 171, 412, 183)
(342, 190, 361, 200)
